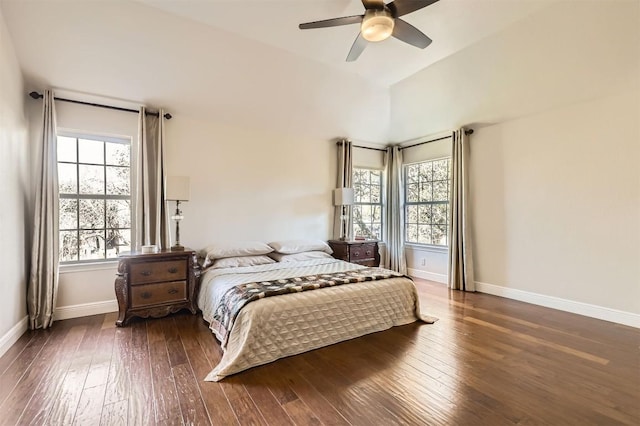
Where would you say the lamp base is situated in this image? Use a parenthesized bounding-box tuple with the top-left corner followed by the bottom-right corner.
(171, 244, 185, 252)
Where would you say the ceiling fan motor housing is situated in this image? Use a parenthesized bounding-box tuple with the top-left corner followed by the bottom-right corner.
(361, 8, 395, 42)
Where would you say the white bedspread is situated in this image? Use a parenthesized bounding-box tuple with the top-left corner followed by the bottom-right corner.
(198, 258, 431, 381)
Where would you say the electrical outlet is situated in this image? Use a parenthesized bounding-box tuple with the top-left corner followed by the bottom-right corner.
(421, 258, 426, 266)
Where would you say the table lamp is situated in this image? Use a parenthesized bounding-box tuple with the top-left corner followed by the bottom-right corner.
(333, 187, 354, 241)
(166, 176, 190, 251)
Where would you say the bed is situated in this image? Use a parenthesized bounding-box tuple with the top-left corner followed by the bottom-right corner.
(197, 256, 435, 381)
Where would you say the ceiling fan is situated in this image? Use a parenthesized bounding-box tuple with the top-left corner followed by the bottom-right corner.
(299, 0, 440, 62)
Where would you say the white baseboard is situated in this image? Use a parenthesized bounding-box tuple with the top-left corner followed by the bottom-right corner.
(43, 283, 640, 329)
(54, 299, 118, 321)
(407, 268, 447, 284)
(475, 281, 640, 329)
(0, 316, 29, 358)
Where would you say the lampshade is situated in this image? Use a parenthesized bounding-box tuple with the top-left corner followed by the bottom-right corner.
(333, 187, 354, 206)
(361, 9, 395, 42)
(166, 176, 190, 201)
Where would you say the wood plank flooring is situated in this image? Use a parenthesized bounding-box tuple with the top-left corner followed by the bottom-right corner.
(0, 279, 638, 425)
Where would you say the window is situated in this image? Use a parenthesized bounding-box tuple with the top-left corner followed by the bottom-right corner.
(404, 158, 450, 246)
(352, 168, 383, 240)
(57, 134, 132, 263)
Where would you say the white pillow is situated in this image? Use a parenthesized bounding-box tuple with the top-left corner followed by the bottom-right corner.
(268, 239, 333, 255)
(200, 241, 273, 260)
(210, 255, 275, 269)
(269, 251, 334, 262)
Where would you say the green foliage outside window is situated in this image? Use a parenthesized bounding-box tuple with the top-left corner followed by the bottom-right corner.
(352, 168, 383, 240)
(404, 158, 450, 246)
(57, 135, 132, 263)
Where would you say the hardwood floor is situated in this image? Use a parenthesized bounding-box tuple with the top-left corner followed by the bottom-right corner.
(1, 279, 638, 425)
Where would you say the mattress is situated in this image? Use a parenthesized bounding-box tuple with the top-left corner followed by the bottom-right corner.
(198, 258, 433, 381)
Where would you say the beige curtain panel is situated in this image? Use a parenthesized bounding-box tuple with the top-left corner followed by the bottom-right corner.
(448, 128, 475, 291)
(383, 145, 407, 274)
(136, 107, 170, 249)
(333, 139, 353, 239)
(28, 89, 60, 330)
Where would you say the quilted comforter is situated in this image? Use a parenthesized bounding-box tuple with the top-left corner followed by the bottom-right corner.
(198, 258, 433, 381)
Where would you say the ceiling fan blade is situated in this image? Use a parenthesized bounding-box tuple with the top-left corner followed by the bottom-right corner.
(346, 33, 367, 62)
(392, 19, 432, 49)
(362, 0, 385, 10)
(387, 0, 439, 17)
(299, 15, 363, 30)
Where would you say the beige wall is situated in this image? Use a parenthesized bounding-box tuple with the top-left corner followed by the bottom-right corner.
(1, 0, 391, 144)
(353, 145, 385, 170)
(390, 1, 639, 142)
(26, 101, 338, 310)
(0, 7, 29, 341)
(391, 0, 640, 317)
(470, 91, 640, 314)
(165, 115, 335, 250)
(11, 0, 640, 324)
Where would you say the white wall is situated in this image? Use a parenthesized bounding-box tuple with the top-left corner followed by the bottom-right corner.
(391, 0, 640, 321)
(0, 7, 29, 353)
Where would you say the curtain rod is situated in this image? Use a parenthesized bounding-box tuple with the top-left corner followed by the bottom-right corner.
(335, 141, 386, 152)
(335, 129, 474, 153)
(28, 91, 172, 120)
(399, 129, 474, 151)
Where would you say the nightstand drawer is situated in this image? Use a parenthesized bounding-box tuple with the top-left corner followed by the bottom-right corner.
(350, 243, 376, 261)
(352, 259, 378, 267)
(328, 240, 380, 268)
(130, 281, 187, 308)
(129, 260, 186, 285)
(115, 249, 200, 327)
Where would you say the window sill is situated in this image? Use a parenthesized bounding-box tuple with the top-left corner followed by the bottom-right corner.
(404, 243, 448, 254)
(59, 261, 119, 274)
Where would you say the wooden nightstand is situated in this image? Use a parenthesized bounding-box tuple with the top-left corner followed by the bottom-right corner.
(114, 249, 200, 327)
(328, 240, 380, 267)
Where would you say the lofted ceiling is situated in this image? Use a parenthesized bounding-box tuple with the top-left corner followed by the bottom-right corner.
(139, 0, 554, 87)
(0, 0, 562, 142)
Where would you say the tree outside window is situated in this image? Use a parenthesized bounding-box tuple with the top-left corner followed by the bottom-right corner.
(352, 168, 383, 240)
(404, 158, 450, 246)
(57, 134, 132, 263)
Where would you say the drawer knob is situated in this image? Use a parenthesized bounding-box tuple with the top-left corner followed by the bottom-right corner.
(168, 288, 178, 295)
(140, 271, 152, 276)
(168, 267, 178, 273)
(354, 251, 360, 256)
(366, 250, 372, 256)
(140, 291, 152, 299)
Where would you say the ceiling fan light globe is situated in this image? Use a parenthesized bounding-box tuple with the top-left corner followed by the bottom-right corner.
(361, 10, 394, 42)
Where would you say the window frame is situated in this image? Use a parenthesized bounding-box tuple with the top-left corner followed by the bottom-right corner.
(351, 167, 384, 241)
(403, 156, 451, 248)
(57, 130, 134, 265)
